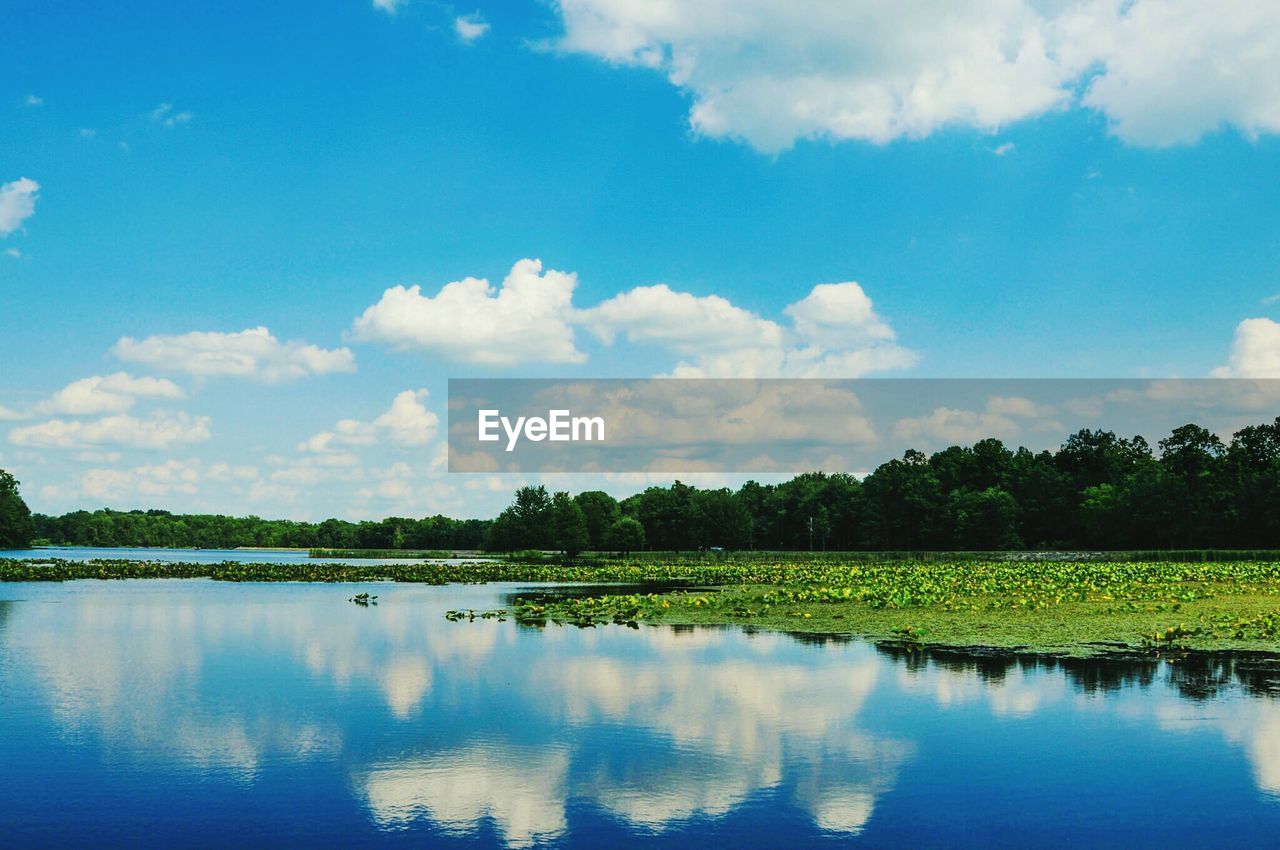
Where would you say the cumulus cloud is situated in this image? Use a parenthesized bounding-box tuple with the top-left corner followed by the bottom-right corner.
(1212, 317, 1280, 378)
(34, 373, 184, 416)
(551, 0, 1280, 151)
(894, 407, 1020, 446)
(1075, 1, 1280, 146)
(351, 259, 585, 365)
(891, 394, 1064, 446)
(641, 280, 915, 378)
(299, 419, 377, 455)
(301, 390, 439, 454)
(112, 327, 355, 382)
(353, 259, 913, 377)
(784, 283, 896, 348)
(82, 459, 201, 501)
(455, 12, 490, 42)
(8, 411, 212, 450)
(0, 177, 39, 236)
(582, 284, 784, 355)
(372, 0, 407, 13)
(374, 390, 439, 446)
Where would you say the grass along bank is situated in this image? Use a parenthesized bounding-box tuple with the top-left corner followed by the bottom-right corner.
(4, 557, 1280, 656)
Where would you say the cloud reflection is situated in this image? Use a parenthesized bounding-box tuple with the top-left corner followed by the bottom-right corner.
(360, 744, 570, 847)
(4, 584, 1280, 847)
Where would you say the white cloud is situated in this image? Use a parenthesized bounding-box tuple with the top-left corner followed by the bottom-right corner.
(0, 405, 23, 421)
(784, 283, 896, 348)
(654, 280, 916, 378)
(374, 390, 439, 446)
(991, 141, 1016, 156)
(351, 259, 585, 366)
(8, 411, 212, 450)
(985, 395, 1050, 419)
(1212, 317, 1280, 378)
(892, 394, 1063, 446)
(150, 103, 193, 127)
(299, 419, 376, 454)
(372, 0, 407, 13)
(553, 0, 1072, 152)
(23, 95, 43, 107)
(0, 177, 39, 237)
(1075, 1, 1280, 147)
(551, 0, 1280, 152)
(112, 326, 355, 382)
(455, 12, 490, 42)
(4, 248, 21, 259)
(352, 260, 913, 377)
(301, 389, 439, 454)
(582, 284, 784, 355)
(894, 407, 1020, 445)
(82, 459, 201, 501)
(35, 372, 184, 416)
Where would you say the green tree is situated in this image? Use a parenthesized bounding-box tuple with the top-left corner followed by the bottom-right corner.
(573, 490, 620, 550)
(0, 470, 35, 549)
(551, 491, 590, 557)
(486, 486, 554, 551)
(691, 489, 752, 550)
(605, 516, 646, 555)
(947, 487, 1022, 550)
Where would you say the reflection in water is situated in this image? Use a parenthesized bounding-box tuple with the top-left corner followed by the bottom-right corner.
(361, 745, 571, 848)
(1, 581, 1279, 847)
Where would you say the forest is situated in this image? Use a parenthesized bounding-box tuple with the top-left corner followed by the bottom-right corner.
(3, 417, 1279, 554)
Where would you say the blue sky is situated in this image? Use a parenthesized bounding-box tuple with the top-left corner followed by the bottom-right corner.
(3, 0, 1280, 519)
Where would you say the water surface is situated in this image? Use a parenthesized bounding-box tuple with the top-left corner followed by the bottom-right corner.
(1, 579, 1278, 848)
(0, 546, 481, 566)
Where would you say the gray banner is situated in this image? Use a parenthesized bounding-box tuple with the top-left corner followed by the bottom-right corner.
(447, 378, 1280, 473)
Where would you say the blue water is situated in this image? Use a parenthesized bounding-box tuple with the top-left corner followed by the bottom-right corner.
(1, 579, 1278, 848)
(0, 546, 483, 566)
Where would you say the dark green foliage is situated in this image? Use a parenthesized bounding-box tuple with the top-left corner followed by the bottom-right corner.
(486, 485, 554, 552)
(573, 491, 621, 550)
(551, 491, 590, 557)
(604, 516, 646, 555)
(31, 509, 490, 551)
(0, 470, 35, 549)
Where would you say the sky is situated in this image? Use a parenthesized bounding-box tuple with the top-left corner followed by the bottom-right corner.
(2, 0, 1280, 520)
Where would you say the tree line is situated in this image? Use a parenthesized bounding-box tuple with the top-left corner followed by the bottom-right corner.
(485, 417, 1280, 553)
(25, 509, 489, 551)
(3, 416, 1279, 553)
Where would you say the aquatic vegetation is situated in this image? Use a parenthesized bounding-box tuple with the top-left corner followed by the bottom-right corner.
(349, 592, 378, 606)
(5, 554, 1280, 655)
(439, 558, 1280, 656)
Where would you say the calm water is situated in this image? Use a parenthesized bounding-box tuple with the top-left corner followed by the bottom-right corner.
(0, 546, 482, 566)
(1, 580, 1279, 848)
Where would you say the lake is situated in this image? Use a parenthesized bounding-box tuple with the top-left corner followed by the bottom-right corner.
(1, 578, 1278, 848)
(0, 546, 482, 566)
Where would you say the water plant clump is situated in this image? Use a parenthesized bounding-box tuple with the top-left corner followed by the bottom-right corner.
(434, 558, 1280, 656)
